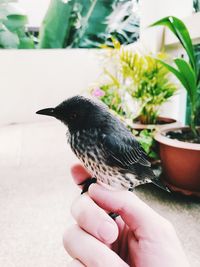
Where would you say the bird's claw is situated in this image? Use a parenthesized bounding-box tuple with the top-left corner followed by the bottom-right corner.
(79, 177, 97, 194)
(108, 212, 119, 220)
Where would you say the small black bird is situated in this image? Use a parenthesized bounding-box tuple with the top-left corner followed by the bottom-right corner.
(36, 95, 170, 193)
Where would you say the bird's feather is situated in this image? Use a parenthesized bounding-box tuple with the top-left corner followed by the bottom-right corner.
(101, 133, 151, 168)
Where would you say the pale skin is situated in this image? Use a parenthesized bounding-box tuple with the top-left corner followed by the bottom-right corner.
(63, 164, 190, 267)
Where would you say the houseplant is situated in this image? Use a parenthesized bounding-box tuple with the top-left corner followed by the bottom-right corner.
(92, 42, 179, 130)
(152, 16, 200, 196)
(119, 49, 178, 127)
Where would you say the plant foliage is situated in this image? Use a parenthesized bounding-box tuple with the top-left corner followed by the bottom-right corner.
(95, 43, 177, 125)
(39, 0, 139, 48)
(151, 16, 200, 136)
(136, 129, 158, 159)
(120, 50, 177, 124)
(91, 83, 126, 117)
(39, 0, 75, 48)
(192, 44, 200, 126)
(193, 0, 200, 12)
(0, 0, 34, 48)
(91, 47, 177, 125)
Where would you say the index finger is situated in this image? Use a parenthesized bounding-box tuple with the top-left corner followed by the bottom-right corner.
(88, 184, 171, 237)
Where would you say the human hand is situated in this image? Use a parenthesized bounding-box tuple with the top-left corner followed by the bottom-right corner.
(64, 164, 190, 267)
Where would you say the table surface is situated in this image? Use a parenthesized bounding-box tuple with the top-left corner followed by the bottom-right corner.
(0, 121, 199, 267)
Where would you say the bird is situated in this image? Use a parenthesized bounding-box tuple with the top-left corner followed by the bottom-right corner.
(36, 95, 170, 194)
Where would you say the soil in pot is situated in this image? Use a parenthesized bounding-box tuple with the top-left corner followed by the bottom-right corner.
(166, 128, 200, 144)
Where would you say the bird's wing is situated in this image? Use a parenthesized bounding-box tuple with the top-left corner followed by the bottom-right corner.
(101, 133, 151, 167)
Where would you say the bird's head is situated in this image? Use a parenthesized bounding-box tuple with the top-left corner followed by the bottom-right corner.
(36, 95, 110, 132)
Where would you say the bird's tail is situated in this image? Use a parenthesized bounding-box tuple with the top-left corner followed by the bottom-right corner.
(151, 178, 171, 193)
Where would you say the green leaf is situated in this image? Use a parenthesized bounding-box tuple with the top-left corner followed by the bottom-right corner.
(4, 14, 28, 31)
(104, 68, 120, 87)
(39, 0, 74, 48)
(174, 58, 197, 104)
(151, 16, 196, 73)
(18, 35, 35, 48)
(158, 58, 197, 114)
(157, 59, 189, 90)
(136, 129, 155, 156)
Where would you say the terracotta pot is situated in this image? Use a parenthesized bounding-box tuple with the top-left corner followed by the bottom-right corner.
(155, 127, 200, 197)
(131, 116, 181, 131)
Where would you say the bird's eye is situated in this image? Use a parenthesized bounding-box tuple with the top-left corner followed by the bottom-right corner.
(70, 112, 78, 119)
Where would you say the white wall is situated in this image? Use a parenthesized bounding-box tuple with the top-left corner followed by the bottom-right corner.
(139, 0, 192, 52)
(139, 0, 194, 124)
(0, 49, 104, 125)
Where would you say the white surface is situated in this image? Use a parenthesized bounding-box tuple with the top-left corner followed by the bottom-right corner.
(139, 0, 193, 52)
(140, 0, 193, 28)
(0, 49, 104, 125)
(0, 121, 78, 267)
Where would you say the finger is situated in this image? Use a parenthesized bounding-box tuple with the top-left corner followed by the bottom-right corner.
(67, 259, 85, 267)
(71, 194, 118, 244)
(63, 225, 128, 267)
(88, 184, 167, 236)
(71, 164, 91, 186)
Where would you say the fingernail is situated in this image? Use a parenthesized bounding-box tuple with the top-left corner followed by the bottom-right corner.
(98, 221, 117, 243)
(89, 183, 108, 193)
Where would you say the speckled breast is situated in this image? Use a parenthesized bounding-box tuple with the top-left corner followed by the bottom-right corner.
(68, 128, 141, 191)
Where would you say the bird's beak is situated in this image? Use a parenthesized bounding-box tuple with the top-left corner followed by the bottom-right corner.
(36, 108, 55, 117)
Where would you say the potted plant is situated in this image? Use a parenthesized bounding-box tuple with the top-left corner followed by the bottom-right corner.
(119, 49, 179, 129)
(91, 42, 180, 130)
(152, 16, 200, 197)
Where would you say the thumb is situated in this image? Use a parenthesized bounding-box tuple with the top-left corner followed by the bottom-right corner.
(88, 184, 164, 234)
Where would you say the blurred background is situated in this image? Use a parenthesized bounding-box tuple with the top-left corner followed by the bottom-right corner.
(0, 1, 200, 267)
(1, 0, 200, 125)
